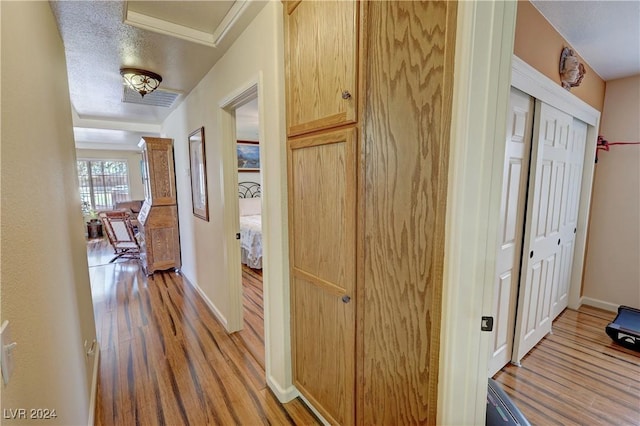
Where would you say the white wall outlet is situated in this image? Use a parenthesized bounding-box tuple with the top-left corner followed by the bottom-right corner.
(1, 320, 17, 385)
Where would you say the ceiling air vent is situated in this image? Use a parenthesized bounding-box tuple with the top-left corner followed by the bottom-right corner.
(122, 86, 180, 108)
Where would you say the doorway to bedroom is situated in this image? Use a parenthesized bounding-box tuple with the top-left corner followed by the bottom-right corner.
(234, 97, 265, 368)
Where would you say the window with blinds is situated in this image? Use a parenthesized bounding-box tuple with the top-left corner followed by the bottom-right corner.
(77, 160, 130, 211)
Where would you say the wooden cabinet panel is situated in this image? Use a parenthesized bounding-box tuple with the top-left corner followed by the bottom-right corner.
(288, 127, 357, 425)
(140, 137, 177, 205)
(285, 1, 457, 424)
(292, 276, 355, 426)
(138, 137, 181, 274)
(141, 205, 180, 272)
(361, 2, 456, 424)
(285, 0, 358, 136)
(289, 128, 356, 287)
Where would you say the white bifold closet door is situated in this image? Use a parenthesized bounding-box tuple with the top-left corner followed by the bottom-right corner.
(512, 100, 588, 364)
(488, 87, 533, 377)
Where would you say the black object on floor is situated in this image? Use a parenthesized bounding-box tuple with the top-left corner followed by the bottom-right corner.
(486, 378, 531, 426)
(606, 305, 640, 351)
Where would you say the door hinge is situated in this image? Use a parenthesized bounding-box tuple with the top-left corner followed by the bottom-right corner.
(481, 316, 494, 332)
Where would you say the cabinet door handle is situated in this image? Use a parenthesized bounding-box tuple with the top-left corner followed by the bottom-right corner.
(341, 295, 351, 303)
(341, 90, 352, 100)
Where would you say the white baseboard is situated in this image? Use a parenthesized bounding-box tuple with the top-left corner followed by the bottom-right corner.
(88, 344, 100, 426)
(580, 296, 619, 313)
(181, 273, 229, 330)
(266, 375, 298, 402)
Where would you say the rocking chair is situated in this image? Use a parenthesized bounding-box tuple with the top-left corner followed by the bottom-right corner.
(98, 210, 141, 263)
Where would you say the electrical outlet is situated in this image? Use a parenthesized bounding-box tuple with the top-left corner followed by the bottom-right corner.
(1, 320, 17, 385)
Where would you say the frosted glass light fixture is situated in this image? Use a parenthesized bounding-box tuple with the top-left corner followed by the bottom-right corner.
(120, 67, 162, 97)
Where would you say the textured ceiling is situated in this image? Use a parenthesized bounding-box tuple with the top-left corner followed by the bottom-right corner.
(49, 0, 266, 149)
(56, 1, 639, 150)
(532, 1, 640, 81)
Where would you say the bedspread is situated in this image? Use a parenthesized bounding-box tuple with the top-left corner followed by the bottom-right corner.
(240, 214, 262, 269)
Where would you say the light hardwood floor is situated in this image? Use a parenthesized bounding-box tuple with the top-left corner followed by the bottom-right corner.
(87, 239, 318, 425)
(88, 239, 639, 425)
(232, 265, 265, 369)
(493, 305, 640, 426)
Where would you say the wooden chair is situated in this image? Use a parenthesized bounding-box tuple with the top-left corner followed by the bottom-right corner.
(98, 210, 140, 263)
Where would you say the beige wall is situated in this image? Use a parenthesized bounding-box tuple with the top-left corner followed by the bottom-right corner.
(1, 2, 97, 424)
(582, 75, 640, 309)
(514, 1, 606, 111)
(161, 2, 292, 397)
(238, 171, 261, 186)
(76, 148, 145, 200)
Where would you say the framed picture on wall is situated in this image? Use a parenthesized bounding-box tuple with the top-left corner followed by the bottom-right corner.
(189, 127, 209, 221)
(237, 140, 260, 172)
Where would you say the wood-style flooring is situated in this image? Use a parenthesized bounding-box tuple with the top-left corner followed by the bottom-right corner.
(87, 239, 318, 425)
(233, 265, 265, 369)
(493, 305, 640, 426)
(88, 239, 639, 425)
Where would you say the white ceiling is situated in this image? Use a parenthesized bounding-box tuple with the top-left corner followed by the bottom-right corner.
(50, 1, 266, 150)
(52, 1, 639, 152)
(531, 1, 640, 81)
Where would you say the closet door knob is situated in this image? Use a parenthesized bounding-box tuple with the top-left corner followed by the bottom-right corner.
(341, 295, 351, 304)
(341, 90, 352, 100)
(529, 251, 534, 259)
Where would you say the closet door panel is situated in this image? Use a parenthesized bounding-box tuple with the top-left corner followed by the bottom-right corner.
(552, 119, 588, 318)
(513, 101, 573, 363)
(489, 88, 533, 376)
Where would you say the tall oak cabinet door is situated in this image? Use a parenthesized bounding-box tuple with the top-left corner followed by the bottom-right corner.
(288, 127, 357, 426)
(284, 0, 358, 136)
(285, 1, 457, 424)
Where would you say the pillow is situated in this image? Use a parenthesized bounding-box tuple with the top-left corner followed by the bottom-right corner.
(239, 197, 261, 216)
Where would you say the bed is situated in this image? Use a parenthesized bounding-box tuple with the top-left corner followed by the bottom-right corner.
(239, 182, 262, 269)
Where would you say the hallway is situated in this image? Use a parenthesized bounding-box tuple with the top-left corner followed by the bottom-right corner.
(87, 241, 318, 425)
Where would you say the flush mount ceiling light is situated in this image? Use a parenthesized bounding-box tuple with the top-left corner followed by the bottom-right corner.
(120, 67, 162, 98)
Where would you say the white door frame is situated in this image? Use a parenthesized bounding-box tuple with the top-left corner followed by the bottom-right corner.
(219, 81, 261, 333)
(439, 2, 600, 425)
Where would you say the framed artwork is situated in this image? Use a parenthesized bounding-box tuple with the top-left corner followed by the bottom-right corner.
(189, 127, 209, 221)
(237, 140, 260, 172)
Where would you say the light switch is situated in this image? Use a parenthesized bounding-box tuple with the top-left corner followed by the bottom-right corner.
(1, 320, 17, 385)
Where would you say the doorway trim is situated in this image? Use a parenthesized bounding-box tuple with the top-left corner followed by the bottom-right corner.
(439, 2, 518, 424)
(219, 80, 261, 333)
(439, 2, 601, 425)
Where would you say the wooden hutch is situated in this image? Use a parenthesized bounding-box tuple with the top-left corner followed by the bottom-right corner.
(137, 137, 181, 274)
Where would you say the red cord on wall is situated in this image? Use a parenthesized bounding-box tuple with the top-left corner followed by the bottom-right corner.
(596, 136, 640, 163)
